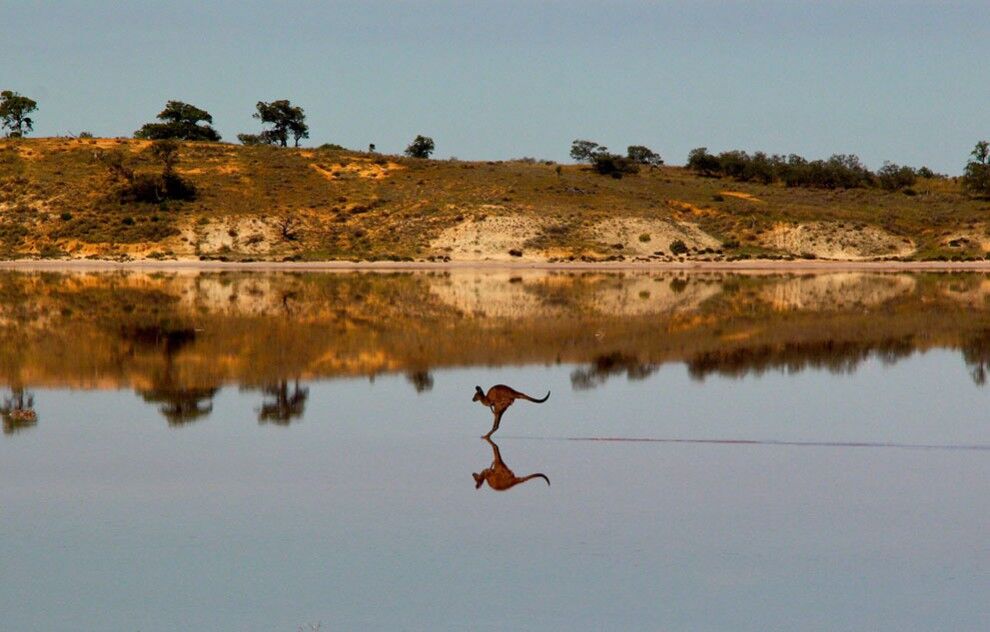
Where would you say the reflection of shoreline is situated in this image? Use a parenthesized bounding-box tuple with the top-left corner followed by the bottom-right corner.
(2, 270, 990, 394)
(7, 260, 990, 271)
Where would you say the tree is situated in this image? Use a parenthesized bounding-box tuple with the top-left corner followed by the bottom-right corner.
(405, 135, 435, 158)
(963, 141, 990, 197)
(1, 387, 37, 435)
(237, 133, 269, 146)
(0, 90, 38, 138)
(626, 145, 663, 167)
(98, 140, 195, 203)
(686, 147, 720, 176)
(570, 139, 604, 163)
(150, 139, 180, 176)
(257, 380, 309, 424)
(251, 99, 309, 147)
(134, 100, 221, 141)
(876, 162, 916, 191)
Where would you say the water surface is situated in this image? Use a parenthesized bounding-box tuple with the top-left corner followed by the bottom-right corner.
(1, 270, 987, 631)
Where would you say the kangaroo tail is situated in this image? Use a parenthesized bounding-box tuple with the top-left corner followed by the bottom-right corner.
(520, 473, 550, 486)
(524, 391, 551, 403)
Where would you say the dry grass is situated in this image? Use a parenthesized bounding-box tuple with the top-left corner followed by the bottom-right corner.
(1, 137, 989, 262)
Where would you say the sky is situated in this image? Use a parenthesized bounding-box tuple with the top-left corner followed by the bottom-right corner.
(2, 1, 988, 173)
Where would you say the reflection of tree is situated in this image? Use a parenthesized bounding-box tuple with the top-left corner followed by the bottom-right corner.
(1, 386, 37, 435)
(686, 337, 915, 381)
(962, 331, 990, 386)
(258, 380, 309, 425)
(406, 370, 434, 393)
(139, 386, 219, 426)
(126, 323, 219, 426)
(570, 352, 658, 390)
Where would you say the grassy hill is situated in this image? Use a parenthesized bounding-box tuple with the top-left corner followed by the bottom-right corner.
(1, 137, 989, 262)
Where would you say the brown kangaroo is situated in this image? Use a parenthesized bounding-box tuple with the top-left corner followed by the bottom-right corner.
(473, 437, 550, 491)
(472, 384, 550, 437)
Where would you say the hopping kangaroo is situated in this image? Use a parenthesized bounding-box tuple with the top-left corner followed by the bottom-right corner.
(472, 384, 550, 437)
(473, 437, 550, 491)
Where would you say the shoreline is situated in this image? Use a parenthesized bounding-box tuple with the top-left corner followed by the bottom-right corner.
(2, 258, 990, 272)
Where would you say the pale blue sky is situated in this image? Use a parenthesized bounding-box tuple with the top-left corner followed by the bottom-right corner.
(3, 1, 987, 173)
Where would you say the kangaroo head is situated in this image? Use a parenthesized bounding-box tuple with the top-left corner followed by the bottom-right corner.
(472, 385, 484, 402)
(472, 472, 485, 488)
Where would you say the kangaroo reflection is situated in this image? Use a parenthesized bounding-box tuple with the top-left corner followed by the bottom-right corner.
(2, 387, 38, 435)
(473, 384, 550, 438)
(473, 437, 550, 491)
(257, 380, 309, 425)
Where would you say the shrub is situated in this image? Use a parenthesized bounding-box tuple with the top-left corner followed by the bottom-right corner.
(591, 153, 639, 178)
(876, 162, 917, 191)
(638, 233, 651, 242)
(237, 133, 269, 146)
(669, 239, 689, 255)
(686, 147, 720, 176)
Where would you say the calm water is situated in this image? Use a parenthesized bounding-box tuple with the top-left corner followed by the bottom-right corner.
(1, 270, 988, 631)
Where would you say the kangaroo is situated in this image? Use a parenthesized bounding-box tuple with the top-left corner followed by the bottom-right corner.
(472, 384, 550, 437)
(473, 437, 550, 491)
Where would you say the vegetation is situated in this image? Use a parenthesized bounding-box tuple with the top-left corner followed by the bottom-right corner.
(95, 139, 196, 204)
(134, 100, 221, 141)
(243, 99, 309, 147)
(2, 136, 990, 262)
(591, 152, 639, 178)
(0, 91, 38, 138)
(570, 139, 604, 163)
(404, 135, 435, 159)
(684, 146, 939, 191)
(963, 140, 990, 197)
(626, 145, 663, 167)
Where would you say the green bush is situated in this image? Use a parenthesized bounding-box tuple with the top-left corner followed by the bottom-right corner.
(591, 153, 639, 178)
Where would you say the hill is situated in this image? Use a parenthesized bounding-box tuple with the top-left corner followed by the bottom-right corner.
(1, 137, 988, 263)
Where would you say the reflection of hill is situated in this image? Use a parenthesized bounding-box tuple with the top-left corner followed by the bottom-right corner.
(429, 271, 723, 318)
(759, 273, 916, 311)
(2, 270, 990, 396)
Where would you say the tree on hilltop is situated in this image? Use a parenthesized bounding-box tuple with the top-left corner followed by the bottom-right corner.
(627, 145, 663, 167)
(963, 140, 990, 197)
(134, 100, 221, 141)
(570, 139, 604, 163)
(0, 91, 38, 138)
(405, 135, 435, 158)
(686, 147, 720, 176)
(249, 100, 309, 147)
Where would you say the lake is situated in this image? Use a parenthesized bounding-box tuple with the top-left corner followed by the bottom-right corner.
(1, 269, 987, 631)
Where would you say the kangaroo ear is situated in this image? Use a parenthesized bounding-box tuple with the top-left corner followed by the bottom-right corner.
(472, 473, 484, 489)
(475, 385, 483, 393)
